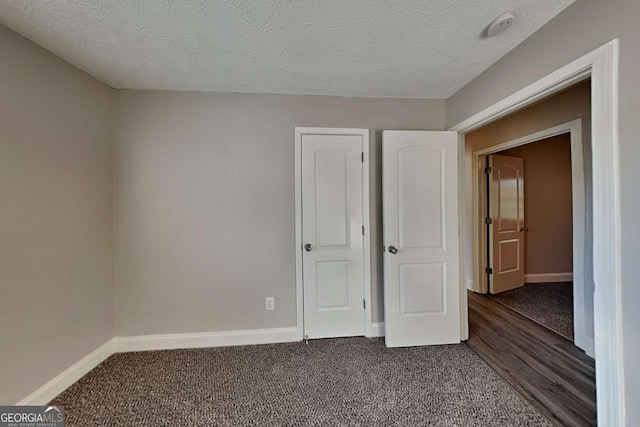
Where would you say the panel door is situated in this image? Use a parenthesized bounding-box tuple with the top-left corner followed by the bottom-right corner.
(302, 133, 365, 339)
(382, 130, 460, 347)
(489, 154, 525, 294)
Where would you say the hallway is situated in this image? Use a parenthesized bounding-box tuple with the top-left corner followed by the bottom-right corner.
(466, 291, 596, 426)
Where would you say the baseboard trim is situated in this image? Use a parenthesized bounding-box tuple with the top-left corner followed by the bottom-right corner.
(16, 327, 301, 404)
(369, 322, 385, 337)
(16, 339, 115, 405)
(114, 327, 300, 353)
(467, 279, 475, 290)
(525, 273, 574, 283)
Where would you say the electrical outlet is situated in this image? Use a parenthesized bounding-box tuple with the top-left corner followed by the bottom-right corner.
(265, 297, 275, 311)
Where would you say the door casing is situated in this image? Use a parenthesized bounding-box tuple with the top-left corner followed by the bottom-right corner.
(294, 127, 372, 339)
(472, 121, 592, 356)
(450, 40, 622, 426)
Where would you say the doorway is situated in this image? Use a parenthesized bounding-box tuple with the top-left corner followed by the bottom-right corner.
(487, 134, 575, 341)
(455, 71, 602, 426)
(294, 127, 372, 340)
(486, 134, 584, 334)
(464, 100, 596, 425)
(472, 118, 593, 355)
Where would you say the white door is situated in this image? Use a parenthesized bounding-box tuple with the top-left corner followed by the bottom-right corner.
(301, 132, 365, 339)
(383, 130, 460, 347)
(489, 154, 526, 294)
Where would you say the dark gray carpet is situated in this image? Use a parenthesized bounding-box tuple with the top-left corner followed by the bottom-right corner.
(489, 282, 574, 340)
(51, 338, 551, 426)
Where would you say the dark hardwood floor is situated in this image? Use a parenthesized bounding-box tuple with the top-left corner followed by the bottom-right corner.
(466, 290, 596, 427)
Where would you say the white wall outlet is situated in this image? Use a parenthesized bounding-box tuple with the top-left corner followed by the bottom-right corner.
(265, 297, 275, 311)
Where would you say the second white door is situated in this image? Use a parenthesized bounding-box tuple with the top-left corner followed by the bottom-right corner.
(301, 130, 366, 339)
(382, 130, 460, 347)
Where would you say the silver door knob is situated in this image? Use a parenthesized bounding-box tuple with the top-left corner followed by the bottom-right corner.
(520, 227, 529, 232)
(304, 243, 313, 252)
(388, 245, 398, 254)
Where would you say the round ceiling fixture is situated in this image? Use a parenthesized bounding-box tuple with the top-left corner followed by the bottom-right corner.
(486, 12, 516, 37)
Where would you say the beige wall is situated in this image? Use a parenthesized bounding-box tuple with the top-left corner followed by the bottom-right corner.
(464, 81, 592, 339)
(464, 82, 591, 284)
(464, 81, 591, 152)
(500, 135, 573, 275)
(447, 0, 640, 421)
(0, 25, 114, 404)
(114, 91, 446, 336)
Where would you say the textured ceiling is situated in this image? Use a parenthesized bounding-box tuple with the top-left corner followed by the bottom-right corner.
(0, 0, 574, 98)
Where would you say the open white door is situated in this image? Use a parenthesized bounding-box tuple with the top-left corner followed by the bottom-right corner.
(382, 130, 460, 347)
(488, 154, 525, 294)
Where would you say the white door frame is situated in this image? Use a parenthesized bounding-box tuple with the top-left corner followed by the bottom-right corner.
(450, 40, 623, 426)
(471, 120, 593, 356)
(471, 120, 583, 293)
(294, 127, 373, 339)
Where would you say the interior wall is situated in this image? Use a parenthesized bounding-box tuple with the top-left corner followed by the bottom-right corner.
(464, 82, 590, 286)
(499, 135, 573, 276)
(463, 81, 592, 340)
(0, 24, 114, 404)
(114, 91, 446, 336)
(447, 0, 639, 422)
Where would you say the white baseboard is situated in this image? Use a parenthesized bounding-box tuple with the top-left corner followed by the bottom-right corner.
(467, 279, 475, 290)
(369, 322, 385, 337)
(114, 327, 300, 353)
(525, 273, 574, 283)
(17, 339, 115, 405)
(15, 326, 335, 404)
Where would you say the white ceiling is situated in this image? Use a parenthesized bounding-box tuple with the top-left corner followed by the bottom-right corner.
(0, 0, 574, 98)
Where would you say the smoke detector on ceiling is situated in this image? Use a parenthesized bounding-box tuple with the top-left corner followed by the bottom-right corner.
(486, 12, 516, 37)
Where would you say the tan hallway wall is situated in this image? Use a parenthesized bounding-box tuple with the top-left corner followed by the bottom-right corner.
(499, 134, 573, 276)
(464, 82, 591, 337)
(464, 81, 591, 286)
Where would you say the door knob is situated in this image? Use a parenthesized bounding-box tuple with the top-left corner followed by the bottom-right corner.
(388, 245, 398, 254)
(520, 227, 529, 232)
(304, 243, 313, 252)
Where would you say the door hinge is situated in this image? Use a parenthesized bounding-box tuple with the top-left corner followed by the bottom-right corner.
(485, 267, 493, 275)
(361, 152, 365, 163)
(484, 166, 492, 174)
(362, 225, 365, 236)
(363, 299, 366, 309)
(485, 217, 493, 225)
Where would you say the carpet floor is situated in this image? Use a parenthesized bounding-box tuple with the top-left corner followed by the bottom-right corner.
(488, 282, 574, 340)
(51, 338, 551, 426)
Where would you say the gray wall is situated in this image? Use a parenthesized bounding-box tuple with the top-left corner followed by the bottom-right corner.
(114, 91, 446, 336)
(0, 25, 114, 404)
(447, 0, 640, 423)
